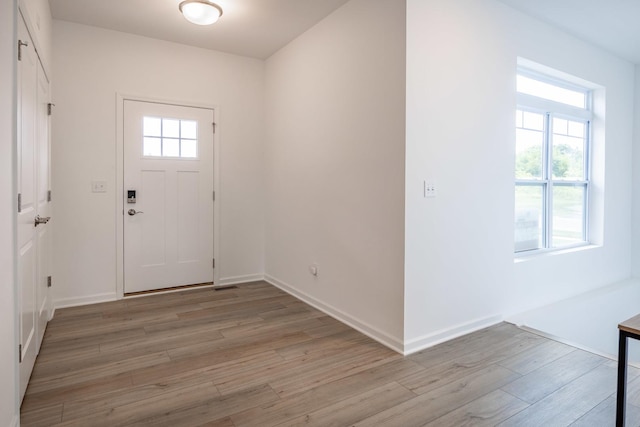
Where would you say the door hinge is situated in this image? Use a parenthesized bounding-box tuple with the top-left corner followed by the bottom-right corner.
(47, 103, 55, 116)
(212, 258, 216, 269)
(18, 40, 28, 61)
(47, 190, 52, 202)
(212, 191, 215, 201)
(212, 122, 216, 134)
(17, 193, 22, 213)
(47, 276, 52, 288)
(18, 344, 22, 363)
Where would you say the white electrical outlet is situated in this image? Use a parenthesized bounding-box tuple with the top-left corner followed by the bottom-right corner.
(424, 181, 437, 198)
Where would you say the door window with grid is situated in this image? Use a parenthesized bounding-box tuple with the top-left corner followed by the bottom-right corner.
(514, 71, 591, 253)
(143, 116, 198, 158)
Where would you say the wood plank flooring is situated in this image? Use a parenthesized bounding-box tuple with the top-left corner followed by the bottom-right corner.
(20, 281, 640, 426)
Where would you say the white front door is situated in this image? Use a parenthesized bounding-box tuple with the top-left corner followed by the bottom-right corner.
(123, 100, 214, 294)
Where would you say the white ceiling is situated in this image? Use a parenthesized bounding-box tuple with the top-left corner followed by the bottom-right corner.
(48, 0, 351, 59)
(50, 0, 640, 64)
(498, 0, 640, 64)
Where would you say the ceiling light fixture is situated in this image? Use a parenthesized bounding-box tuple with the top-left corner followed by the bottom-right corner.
(179, 0, 223, 26)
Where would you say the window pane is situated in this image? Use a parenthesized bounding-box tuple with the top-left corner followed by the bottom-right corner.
(181, 139, 197, 158)
(522, 111, 544, 131)
(554, 118, 568, 134)
(143, 137, 161, 156)
(163, 138, 180, 157)
(515, 185, 544, 252)
(568, 121, 585, 138)
(516, 128, 544, 179)
(552, 118, 586, 180)
(163, 119, 180, 138)
(181, 120, 197, 139)
(143, 117, 161, 137)
(517, 74, 586, 109)
(552, 185, 585, 247)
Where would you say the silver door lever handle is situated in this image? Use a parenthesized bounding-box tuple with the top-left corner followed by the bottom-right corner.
(34, 215, 51, 226)
(128, 209, 144, 216)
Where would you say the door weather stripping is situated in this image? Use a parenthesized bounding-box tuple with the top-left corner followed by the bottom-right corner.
(18, 40, 28, 61)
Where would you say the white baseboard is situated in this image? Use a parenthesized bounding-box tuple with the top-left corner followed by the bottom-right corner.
(51, 274, 266, 309)
(54, 292, 117, 309)
(264, 274, 404, 354)
(515, 324, 614, 359)
(403, 314, 503, 355)
(217, 274, 265, 287)
(510, 323, 640, 366)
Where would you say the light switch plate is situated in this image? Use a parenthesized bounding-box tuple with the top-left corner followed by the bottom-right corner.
(91, 181, 107, 193)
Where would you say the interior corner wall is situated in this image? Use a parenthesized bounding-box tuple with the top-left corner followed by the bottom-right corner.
(405, 0, 635, 351)
(0, 1, 18, 425)
(51, 22, 265, 306)
(264, 0, 406, 351)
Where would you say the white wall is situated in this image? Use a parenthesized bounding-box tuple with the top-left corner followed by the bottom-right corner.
(405, 0, 635, 351)
(264, 0, 406, 351)
(633, 65, 640, 277)
(1, 2, 18, 425)
(508, 8, 634, 313)
(52, 22, 265, 306)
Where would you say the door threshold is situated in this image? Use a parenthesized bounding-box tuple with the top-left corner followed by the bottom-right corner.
(213, 285, 238, 291)
(124, 282, 214, 298)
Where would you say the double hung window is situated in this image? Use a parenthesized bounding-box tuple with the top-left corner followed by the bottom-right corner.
(514, 70, 592, 253)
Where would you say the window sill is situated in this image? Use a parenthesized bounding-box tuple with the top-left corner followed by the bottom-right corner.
(514, 243, 600, 263)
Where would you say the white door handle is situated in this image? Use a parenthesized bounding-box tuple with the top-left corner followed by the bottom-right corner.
(34, 215, 51, 226)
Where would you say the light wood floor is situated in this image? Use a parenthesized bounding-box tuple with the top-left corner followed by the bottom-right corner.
(20, 281, 640, 426)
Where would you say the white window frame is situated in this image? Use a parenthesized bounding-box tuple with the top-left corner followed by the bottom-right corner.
(515, 69, 593, 254)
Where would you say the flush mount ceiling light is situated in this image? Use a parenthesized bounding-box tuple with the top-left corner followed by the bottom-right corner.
(179, 0, 223, 26)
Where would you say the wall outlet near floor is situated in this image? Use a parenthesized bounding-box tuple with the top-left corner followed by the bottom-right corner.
(309, 264, 319, 277)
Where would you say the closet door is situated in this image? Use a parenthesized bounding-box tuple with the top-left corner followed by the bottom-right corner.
(17, 11, 39, 401)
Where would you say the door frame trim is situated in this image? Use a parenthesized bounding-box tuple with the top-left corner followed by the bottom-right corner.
(115, 93, 221, 298)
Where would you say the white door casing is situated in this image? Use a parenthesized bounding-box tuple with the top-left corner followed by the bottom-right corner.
(123, 100, 214, 293)
(35, 59, 51, 348)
